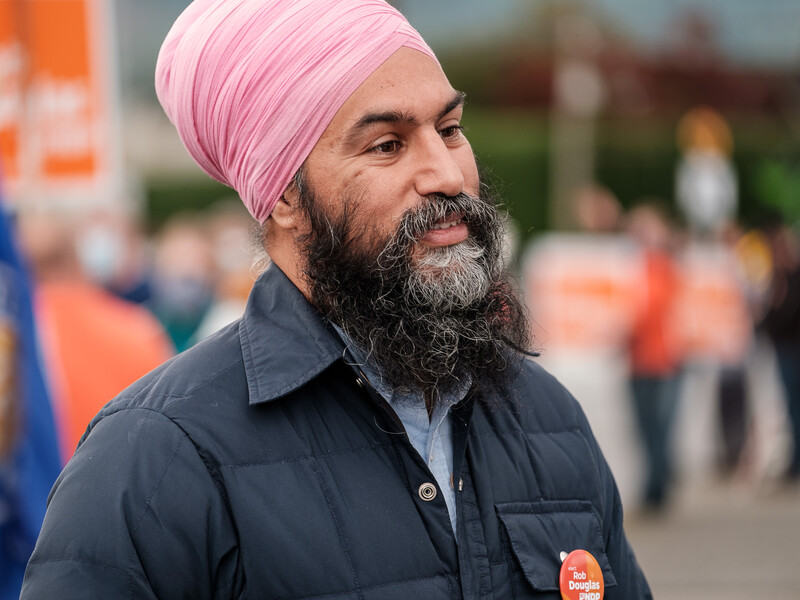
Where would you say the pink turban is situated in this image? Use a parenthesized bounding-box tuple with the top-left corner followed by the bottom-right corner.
(155, 0, 438, 223)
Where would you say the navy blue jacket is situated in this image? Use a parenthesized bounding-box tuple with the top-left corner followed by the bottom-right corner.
(22, 265, 651, 599)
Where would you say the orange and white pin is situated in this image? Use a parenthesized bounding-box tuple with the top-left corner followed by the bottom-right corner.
(559, 549, 604, 600)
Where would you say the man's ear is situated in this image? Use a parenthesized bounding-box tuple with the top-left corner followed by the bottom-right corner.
(269, 187, 301, 233)
(263, 182, 311, 296)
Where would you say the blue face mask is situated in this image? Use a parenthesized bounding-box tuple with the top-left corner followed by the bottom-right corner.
(76, 226, 123, 285)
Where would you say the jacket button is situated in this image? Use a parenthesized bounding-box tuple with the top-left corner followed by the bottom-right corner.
(418, 482, 437, 501)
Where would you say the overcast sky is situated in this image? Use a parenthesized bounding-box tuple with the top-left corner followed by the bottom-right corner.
(119, 0, 800, 97)
(400, 0, 800, 67)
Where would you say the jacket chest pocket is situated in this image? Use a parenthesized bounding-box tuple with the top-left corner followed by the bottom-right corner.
(495, 501, 617, 597)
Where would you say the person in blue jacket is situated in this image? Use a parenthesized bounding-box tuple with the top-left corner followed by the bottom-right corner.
(22, 1, 652, 598)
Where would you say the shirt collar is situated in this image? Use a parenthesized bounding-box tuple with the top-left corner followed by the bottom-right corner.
(238, 264, 344, 405)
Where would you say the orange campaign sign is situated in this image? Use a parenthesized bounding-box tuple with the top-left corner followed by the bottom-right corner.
(0, 0, 23, 184)
(0, 0, 120, 207)
(523, 234, 642, 352)
(523, 234, 751, 365)
(672, 242, 751, 365)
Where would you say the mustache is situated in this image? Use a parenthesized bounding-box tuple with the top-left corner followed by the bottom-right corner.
(396, 192, 493, 240)
(375, 191, 503, 276)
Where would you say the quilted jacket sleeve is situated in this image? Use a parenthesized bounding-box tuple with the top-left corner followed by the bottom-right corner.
(20, 407, 241, 599)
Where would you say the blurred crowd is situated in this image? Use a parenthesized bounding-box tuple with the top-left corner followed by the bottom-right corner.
(15, 199, 258, 456)
(529, 182, 800, 515)
(0, 198, 259, 596)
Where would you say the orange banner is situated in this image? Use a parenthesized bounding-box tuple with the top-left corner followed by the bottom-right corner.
(29, 0, 97, 179)
(673, 242, 752, 365)
(0, 0, 23, 184)
(523, 234, 641, 352)
(523, 235, 752, 365)
(0, 0, 120, 207)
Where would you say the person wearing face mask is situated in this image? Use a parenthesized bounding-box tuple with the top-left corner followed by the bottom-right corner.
(16, 212, 173, 461)
(147, 215, 216, 352)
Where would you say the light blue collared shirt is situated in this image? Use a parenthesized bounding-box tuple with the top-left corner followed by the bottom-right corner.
(334, 326, 470, 533)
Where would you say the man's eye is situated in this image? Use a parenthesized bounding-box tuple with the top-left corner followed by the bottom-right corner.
(440, 125, 464, 140)
(369, 140, 401, 154)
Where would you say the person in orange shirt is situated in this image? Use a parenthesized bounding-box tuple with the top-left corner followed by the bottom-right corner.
(626, 203, 683, 512)
(17, 211, 173, 461)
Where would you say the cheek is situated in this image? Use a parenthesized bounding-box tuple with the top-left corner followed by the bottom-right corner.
(347, 177, 406, 230)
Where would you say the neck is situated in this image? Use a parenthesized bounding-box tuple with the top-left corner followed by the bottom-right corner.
(264, 223, 313, 302)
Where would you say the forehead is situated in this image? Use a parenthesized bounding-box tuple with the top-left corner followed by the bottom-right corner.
(317, 47, 458, 144)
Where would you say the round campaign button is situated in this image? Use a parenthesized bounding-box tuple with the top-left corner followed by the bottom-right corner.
(559, 549, 604, 600)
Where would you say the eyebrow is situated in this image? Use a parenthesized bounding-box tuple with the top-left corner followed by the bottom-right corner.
(343, 90, 467, 147)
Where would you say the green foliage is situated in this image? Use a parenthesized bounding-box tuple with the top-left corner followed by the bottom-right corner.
(141, 111, 800, 239)
(463, 109, 550, 239)
(465, 109, 681, 240)
(593, 118, 679, 211)
(750, 159, 800, 226)
(145, 177, 237, 232)
(464, 109, 798, 239)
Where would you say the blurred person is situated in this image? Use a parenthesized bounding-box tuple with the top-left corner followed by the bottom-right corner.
(76, 208, 154, 305)
(714, 220, 762, 476)
(675, 107, 738, 238)
(148, 214, 216, 352)
(193, 200, 259, 341)
(571, 183, 623, 234)
(625, 201, 683, 511)
(16, 211, 173, 461)
(0, 207, 61, 600)
(758, 212, 800, 481)
(21, 1, 652, 598)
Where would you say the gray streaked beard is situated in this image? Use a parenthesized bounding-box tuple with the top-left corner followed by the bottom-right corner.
(298, 180, 531, 404)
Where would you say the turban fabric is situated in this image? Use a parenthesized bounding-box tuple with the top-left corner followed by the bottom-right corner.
(155, 0, 437, 223)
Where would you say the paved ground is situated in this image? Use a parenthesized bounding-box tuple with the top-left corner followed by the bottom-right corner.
(624, 479, 800, 600)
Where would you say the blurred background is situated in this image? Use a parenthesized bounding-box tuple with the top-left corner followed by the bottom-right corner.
(1, 1, 799, 598)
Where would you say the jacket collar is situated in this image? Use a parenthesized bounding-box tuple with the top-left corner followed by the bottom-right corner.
(239, 264, 344, 405)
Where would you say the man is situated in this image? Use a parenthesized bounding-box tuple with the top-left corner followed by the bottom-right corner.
(21, 1, 652, 598)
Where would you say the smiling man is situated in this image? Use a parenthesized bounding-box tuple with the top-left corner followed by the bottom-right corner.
(21, 1, 651, 599)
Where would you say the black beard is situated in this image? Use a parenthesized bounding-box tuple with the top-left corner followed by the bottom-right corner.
(297, 179, 531, 404)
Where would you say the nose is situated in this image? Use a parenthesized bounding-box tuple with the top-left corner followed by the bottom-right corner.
(413, 133, 465, 199)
